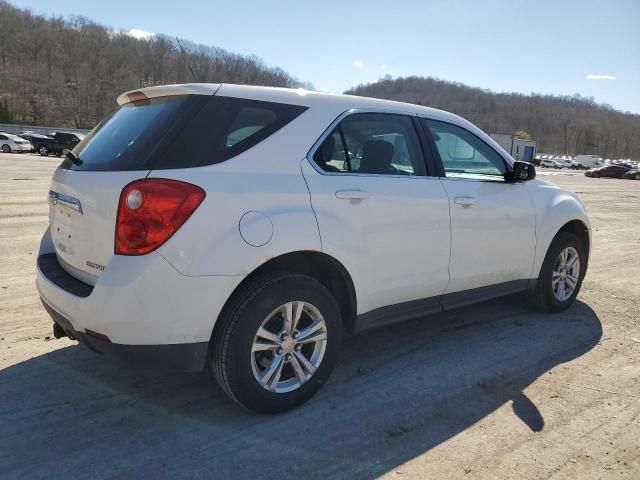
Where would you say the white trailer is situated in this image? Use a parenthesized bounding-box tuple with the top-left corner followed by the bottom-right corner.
(489, 133, 537, 162)
(572, 155, 604, 170)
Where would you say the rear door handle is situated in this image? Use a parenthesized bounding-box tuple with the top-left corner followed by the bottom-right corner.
(335, 190, 370, 200)
(454, 196, 475, 206)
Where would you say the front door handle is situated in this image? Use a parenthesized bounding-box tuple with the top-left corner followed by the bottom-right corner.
(454, 196, 475, 206)
(335, 190, 370, 200)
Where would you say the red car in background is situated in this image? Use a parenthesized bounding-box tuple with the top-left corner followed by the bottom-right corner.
(585, 164, 631, 178)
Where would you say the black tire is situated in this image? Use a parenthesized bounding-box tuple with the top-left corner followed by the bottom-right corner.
(55, 152, 62, 157)
(529, 232, 586, 312)
(1, 144, 10, 153)
(38, 145, 49, 156)
(211, 272, 342, 413)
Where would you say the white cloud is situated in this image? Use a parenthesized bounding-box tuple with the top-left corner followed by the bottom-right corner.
(352, 60, 364, 70)
(126, 28, 155, 40)
(379, 64, 388, 71)
(586, 73, 616, 80)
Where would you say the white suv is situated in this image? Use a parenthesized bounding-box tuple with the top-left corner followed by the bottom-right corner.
(37, 84, 591, 412)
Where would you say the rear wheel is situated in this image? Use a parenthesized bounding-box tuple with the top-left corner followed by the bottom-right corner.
(38, 145, 49, 156)
(529, 232, 586, 312)
(1, 144, 10, 153)
(211, 272, 341, 413)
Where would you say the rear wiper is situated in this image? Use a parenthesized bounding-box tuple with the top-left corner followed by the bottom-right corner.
(64, 149, 83, 166)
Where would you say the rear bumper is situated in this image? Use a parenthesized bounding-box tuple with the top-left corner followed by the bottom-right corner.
(36, 227, 244, 371)
(41, 298, 209, 371)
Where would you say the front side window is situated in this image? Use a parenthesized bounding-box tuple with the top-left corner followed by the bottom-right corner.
(423, 119, 507, 181)
(313, 113, 426, 176)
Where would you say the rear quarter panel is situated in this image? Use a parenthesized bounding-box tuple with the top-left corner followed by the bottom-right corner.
(152, 101, 342, 277)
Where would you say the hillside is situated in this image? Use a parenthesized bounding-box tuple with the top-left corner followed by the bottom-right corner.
(346, 76, 640, 159)
(0, 1, 306, 128)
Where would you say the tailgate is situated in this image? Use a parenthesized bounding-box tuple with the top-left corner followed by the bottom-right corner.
(49, 168, 148, 285)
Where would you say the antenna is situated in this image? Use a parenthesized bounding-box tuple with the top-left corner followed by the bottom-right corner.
(175, 37, 200, 83)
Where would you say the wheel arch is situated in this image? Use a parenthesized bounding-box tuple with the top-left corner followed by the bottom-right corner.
(534, 218, 591, 280)
(556, 219, 590, 259)
(211, 251, 357, 343)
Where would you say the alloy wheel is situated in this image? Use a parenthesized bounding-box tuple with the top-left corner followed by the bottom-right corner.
(552, 246, 580, 301)
(251, 301, 327, 393)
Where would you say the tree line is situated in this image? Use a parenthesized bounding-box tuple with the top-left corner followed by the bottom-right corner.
(1, 1, 637, 160)
(346, 76, 640, 160)
(0, 1, 307, 128)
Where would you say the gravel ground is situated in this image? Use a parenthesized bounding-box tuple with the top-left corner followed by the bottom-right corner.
(0, 153, 638, 479)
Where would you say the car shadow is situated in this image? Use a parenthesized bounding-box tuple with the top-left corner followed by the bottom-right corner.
(0, 297, 601, 479)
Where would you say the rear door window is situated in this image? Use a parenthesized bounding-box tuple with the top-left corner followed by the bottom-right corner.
(312, 113, 426, 176)
(63, 95, 306, 171)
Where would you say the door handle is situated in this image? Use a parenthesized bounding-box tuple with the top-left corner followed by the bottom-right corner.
(335, 190, 370, 200)
(454, 196, 475, 206)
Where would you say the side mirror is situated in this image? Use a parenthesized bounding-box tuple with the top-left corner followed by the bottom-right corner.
(507, 161, 536, 182)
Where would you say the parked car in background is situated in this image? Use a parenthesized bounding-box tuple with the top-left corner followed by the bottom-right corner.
(37, 83, 591, 413)
(540, 158, 563, 168)
(34, 132, 85, 156)
(585, 165, 631, 178)
(0, 132, 32, 153)
(19, 132, 53, 152)
(622, 169, 640, 180)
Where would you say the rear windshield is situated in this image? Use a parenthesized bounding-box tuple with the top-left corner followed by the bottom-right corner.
(62, 95, 307, 171)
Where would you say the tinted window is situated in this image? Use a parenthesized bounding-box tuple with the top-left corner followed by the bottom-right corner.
(313, 113, 426, 176)
(423, 119, 507, 181)
(0, 135, 6, 140)
(65, 95, 203, 171)
(64, 95, 306, 171)
(155, 96, 306, 169)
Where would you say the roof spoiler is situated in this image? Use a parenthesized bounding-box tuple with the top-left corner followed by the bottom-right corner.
(116, 83, 221, 106)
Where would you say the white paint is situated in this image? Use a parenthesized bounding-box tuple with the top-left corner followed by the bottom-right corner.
(239, 211, 274, 247)
(37, 83, 591, 349)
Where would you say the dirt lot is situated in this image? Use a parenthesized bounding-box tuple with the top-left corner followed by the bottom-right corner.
(0, 153, 638, 479)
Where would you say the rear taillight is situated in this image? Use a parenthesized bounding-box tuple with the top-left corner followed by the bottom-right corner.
(115, 179, 205, 256)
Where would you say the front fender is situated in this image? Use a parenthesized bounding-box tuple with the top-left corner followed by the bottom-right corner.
(528, 180, 591, 278)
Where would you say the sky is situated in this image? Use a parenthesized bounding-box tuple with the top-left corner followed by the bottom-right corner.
(10, 0, 640, 113)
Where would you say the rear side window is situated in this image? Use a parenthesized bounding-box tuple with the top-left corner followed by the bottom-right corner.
(154, 97, 306, 169)
(64, 95, 306, 171)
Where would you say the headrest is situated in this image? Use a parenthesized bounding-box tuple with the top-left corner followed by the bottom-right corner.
(360, 140, 394, 173)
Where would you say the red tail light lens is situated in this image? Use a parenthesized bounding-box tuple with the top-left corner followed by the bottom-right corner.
(115, 179, 205, 255)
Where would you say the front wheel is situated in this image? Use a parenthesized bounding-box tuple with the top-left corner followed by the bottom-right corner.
(529, 232, 586, 312)
(211, 272, 341, 413)
(38, 145, 49, 156)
